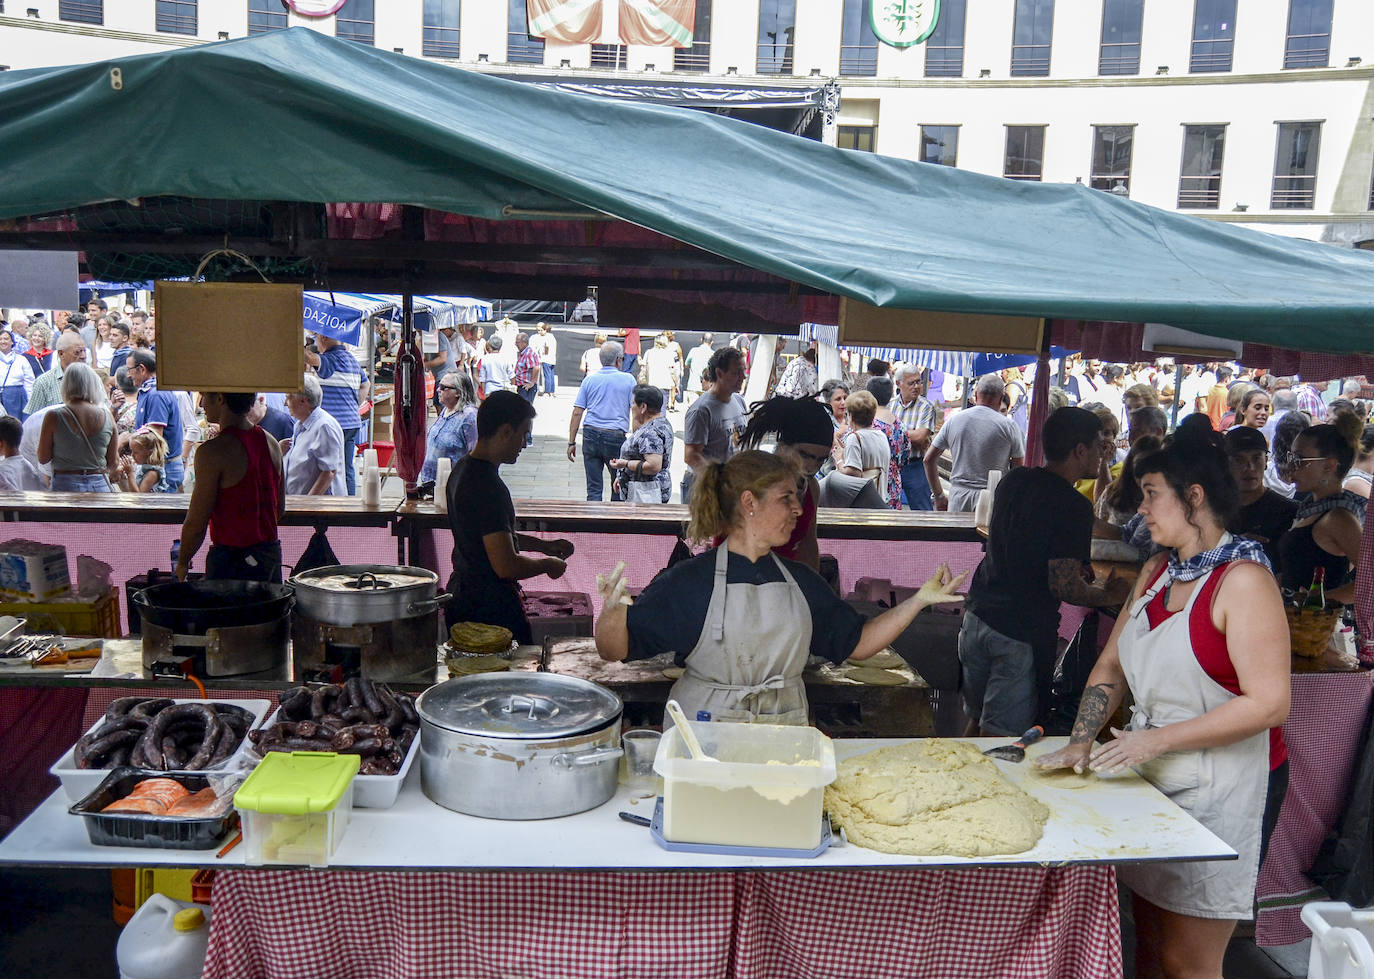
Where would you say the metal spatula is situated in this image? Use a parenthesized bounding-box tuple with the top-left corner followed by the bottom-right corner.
(983, 725, 1044, 762)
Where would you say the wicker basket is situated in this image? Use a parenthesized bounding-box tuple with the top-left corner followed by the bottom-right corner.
(1286, 605, 1343, 658)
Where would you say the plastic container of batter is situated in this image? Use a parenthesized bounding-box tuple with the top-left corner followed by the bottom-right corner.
(653, 721, 836, 850)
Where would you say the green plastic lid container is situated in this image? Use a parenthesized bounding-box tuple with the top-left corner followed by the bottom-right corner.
(234, 751, 361, 815)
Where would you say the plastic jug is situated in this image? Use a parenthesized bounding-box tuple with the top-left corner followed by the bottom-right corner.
(117, 893, 211, 979)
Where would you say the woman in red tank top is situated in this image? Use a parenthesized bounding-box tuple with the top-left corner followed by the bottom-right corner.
(176, 392, 286, 583)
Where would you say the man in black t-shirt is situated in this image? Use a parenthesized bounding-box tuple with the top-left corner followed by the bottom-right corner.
(961, 407, 1133, 736)
(445, 391, 574, 643)
(1225, 425, 1296, 574)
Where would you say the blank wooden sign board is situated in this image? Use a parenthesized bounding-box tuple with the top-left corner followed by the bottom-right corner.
(154, 282, 304, 393)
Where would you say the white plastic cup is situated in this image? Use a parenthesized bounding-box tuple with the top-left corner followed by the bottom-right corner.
(434, 457, 452, 512)
(363, 448, 379, 471)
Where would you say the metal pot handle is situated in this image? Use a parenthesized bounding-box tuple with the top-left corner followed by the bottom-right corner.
(551, 747, 624, 769)
(407, 592, 453, 615)
(354, 571, 380, 590)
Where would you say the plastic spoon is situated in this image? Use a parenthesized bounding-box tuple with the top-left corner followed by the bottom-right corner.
(664, 699, 715, 762)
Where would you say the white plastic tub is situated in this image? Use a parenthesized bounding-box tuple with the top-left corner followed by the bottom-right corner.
(249, 705, 420, 809)
(51, 699, 269, 802)
(653, 721, 836, 850)
(1304, 902, 1374, 979)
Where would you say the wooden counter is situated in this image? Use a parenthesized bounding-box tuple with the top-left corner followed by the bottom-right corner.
(0, 491, 399, 527)
(397, 499, 983, 542)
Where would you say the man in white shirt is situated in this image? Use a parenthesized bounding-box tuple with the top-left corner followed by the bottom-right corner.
(924, 374, 1026, 512)
(480, 335, 513, 396)
(19, 404, 58, 486)
(535, 323, 558, 396)
(281, 375, 346, 496)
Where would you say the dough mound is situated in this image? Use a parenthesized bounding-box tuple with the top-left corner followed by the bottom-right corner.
(824, 740, 1049, 856)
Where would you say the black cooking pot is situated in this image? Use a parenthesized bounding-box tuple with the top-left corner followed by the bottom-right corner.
(133, 581, 294, 634)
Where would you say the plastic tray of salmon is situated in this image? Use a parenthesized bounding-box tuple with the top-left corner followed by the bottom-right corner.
(69, 768, 242, 850)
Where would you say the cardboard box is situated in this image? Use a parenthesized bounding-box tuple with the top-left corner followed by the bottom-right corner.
(0, 539, 70, 600)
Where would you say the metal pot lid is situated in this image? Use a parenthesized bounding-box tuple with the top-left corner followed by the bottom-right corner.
(290, 565, 437, 591)
(417, 673, 622, 739)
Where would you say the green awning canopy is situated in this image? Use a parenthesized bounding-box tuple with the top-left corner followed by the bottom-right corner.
(2, 28, 1373, 352)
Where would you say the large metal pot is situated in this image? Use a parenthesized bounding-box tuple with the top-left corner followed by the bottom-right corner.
(288, 564, 449, 627)
(416, 673, 624, 819)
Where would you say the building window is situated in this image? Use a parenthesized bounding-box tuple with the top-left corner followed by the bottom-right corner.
(248, 0, 287, 35)
(840, 0, 878, 76)
(58, 0, 102, 25)
(920, 126, 959, 167)
(924, 0, 966, 77)
(335, 0, 374, 45)
(1003, 126, 1045, 180)
(1099, 0, 1142, 75)
(507, 0, 544, 65)
(423, 0, 461, 59)
(1178, 125, 1226, 209)
(1010, 0, 1054, 77)
(1272, 122, 1321, 209)
(1190, 0, 1236, 73)
(1284, 0, 1332, 69)
(156, 0, 197, 34)
(757, 0, 797, 75)
(1090, 125, 1134, 195)
(838, 126, 875, 152)
(590, 44, 627, 70)
(674, 0, 711, 73)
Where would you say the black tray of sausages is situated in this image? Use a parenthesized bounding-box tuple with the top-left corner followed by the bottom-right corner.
(69, 768, 240, 850)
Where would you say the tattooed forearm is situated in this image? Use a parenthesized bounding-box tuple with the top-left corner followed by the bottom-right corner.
(1069, 683, 1117, 744)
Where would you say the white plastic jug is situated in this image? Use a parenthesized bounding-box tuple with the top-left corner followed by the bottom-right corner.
(117, 893, 211, 979)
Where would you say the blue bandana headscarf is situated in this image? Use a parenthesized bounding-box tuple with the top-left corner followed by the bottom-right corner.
(1166, 531, 1272, 582)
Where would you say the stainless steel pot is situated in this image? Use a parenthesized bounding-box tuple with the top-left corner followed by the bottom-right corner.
(416, 673, 624, 819)
(288, 564, 449, 628)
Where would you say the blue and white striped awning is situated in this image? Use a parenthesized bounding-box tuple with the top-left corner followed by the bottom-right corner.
(304, 293, 493, 343)
(798, 323, 973, 375)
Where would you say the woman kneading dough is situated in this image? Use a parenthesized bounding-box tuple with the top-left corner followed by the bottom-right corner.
(594, 449, 966, 726)
(1036, 416, 1290, 979)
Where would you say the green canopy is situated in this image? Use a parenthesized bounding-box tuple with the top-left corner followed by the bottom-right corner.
(2, 27, 1373, 352)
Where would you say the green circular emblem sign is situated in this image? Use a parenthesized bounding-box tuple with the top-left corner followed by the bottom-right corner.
(871, 0, 942, 48)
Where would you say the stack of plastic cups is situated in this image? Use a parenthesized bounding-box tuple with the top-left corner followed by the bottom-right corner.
(362, 448, 379, 471)
(362, 466, 381, 507)
(434, 458, 451, 514)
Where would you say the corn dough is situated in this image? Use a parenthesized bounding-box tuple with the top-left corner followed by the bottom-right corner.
(824, 740, 1049, 856)
(845, 667, 907, 686)
(847, 649, 906, 670)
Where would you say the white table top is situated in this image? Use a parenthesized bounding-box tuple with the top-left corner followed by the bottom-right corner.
(0, 738, 1234, 872)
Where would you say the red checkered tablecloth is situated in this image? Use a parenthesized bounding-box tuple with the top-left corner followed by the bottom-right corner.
(203, 865, 1122, 979)
(1257, 671, 1374, 946)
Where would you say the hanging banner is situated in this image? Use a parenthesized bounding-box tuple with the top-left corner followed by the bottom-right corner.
(619, 0, 695, 47)
(871, 0, 941, 48)
(528, 0, 605, 45)
(285, 0, 347, 16)
(528, 0, 695, 47)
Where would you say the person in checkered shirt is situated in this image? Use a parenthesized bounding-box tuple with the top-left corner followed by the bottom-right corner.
(512, 333, 540, 446)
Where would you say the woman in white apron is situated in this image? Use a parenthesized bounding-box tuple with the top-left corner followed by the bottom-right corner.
(593, 450, 967, 727)
(1037, 416, 1290, 979)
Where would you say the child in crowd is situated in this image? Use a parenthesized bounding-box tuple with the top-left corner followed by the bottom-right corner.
(0, 416, 45, 490)
(117, 428, 172, 493)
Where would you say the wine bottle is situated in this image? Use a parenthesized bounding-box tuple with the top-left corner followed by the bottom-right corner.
(1303, 567, 1326, 613)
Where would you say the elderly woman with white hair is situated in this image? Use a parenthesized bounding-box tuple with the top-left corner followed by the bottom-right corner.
(37, 362, 118, 492)
(281, 374, 347, 496)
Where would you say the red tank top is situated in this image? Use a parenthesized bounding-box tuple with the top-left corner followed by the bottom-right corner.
(209, 426, 282, 548)
(1143, 561, 1287, 769)
(710, 480, 818, 564)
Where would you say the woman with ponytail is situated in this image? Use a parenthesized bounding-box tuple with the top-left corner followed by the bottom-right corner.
(594, 449, 966, 727)
(1038, 415, 1290, 977)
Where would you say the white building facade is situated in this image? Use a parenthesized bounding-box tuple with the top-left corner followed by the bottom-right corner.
(2, 0, 1372, 245)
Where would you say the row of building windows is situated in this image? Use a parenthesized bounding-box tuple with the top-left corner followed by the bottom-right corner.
(840, 121, 1342, 212)
(50, 0, 1341, 77)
